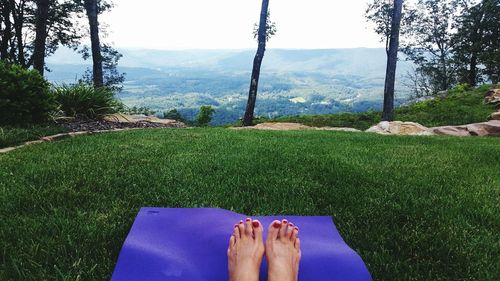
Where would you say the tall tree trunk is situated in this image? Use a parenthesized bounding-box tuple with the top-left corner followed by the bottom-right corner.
(468, 54, 477, 87)
(12, 0, 26, 67)
(242, 0, 269, 126)
(1, 2, 12, 60)
(33, 0, 50, 75)
(84, 0, 103, 87)
(382, 0, 403, 121)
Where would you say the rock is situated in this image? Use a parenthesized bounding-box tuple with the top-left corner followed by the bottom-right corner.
(252, 122, 313, 131)
(366, 121, 433, 135)
(103, 114, 187, 128)
(430, 126, 471, 137)
(484, 89, 500, 104)
(466, 120, 500, 137)
(232, 122, 361, 132)
(318, 127, 362, 132)
(490, 111, 500, 121)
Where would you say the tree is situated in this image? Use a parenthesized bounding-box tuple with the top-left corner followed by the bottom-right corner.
(383, 0, 404, 121)
(403, 0, 459, 92)
(32, 0, 49, 74)
(366, 0, 411, 120)
(80, 44, 125, 91)
(242, 0, 274, 126)
(1, 0, 80, 73)
(452, 1, 482, 86)
(196, 106, 215, 127)
(477, 0, 499, 84)
(83, 0, 103, 87)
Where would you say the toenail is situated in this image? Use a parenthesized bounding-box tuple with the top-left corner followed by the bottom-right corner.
(283, 220, 288, 224)
(239, 220, 244, 224)
(252, 221, 260, 227)
(246, 218, 251, 222)
(295, 227, 299, 231)
(289, 223, 294, 227)
(273, 221, 281, 228)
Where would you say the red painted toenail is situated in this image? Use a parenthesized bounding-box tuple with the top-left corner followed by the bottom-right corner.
(252, 221, 260, 227)
(289, 223, 294, 227)
(239, 220, 244, 224)
(273, 221, 281, 228)
(283, 220, 288, 224)
(246, 218, 251, 222)
(295, 227, 299, 231)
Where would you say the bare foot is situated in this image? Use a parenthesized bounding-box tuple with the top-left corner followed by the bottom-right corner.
(266, 220, 301, 281)
(228, 218, 265, 281)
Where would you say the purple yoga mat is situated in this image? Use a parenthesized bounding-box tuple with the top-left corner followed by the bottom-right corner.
(111, 208, 372, 281)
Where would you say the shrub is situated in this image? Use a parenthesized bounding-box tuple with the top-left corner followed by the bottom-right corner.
(0, 61, 56, 125)
(164, 109, 185, 122)
(196, 106, 215, 126)
(53, 84, 121, 118)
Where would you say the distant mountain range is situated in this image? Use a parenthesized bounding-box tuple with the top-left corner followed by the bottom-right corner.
(46, 48, 413, 124)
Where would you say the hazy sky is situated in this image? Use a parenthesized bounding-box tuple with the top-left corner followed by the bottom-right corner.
(100, 0, 383, 50)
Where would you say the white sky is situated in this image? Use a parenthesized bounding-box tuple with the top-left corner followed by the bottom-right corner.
(100, 0, 384, 50)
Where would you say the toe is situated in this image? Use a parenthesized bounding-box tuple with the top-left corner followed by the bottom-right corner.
(294, 237, 301, 251)
(233, 224, 241, 240)
(244, 218, 253, 237)
(229, 235, 236, 250)
(279, 219, 288, 238)
(252, 220, 263, 242)
(237, 220, 245, 239)
(268, 220, 281, 241)
(291, 226, 299, 241)
(286, 222, 294, 239)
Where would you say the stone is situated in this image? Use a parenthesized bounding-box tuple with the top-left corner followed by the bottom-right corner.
(466, 120, 500, 137)
(430, 126, 471, 137)
(484, 89, 500, 104)
(252, 122, 313, 131)
(231, 122, 361, 132)
(103, 114, 186, 128)
(490, 111, 500, 121)
(366, 121, 433, 135)
(318, 127, 362, 132)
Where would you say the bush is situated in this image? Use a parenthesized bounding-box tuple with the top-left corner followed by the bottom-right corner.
(196, 106, 215, 127)
(53, 84, 121, 118)
(0, 61, 56, 125)
(164, 109, 185, 122)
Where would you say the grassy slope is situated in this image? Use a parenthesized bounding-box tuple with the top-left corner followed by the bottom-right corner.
(1, 129, 499, 280)
(0, 124, 67, 149)
(269, 85, 497, 130)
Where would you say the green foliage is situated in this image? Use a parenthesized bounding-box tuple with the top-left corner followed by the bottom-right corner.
(269, 111, 382, 131)
(0, 61, 56, 125)
(272, 85, 496, 129)
(196, 106, 215, 127)
(0, 129, 499, 280)
(451, 83, 471, 93)
(0, 124, 67, 149)
(164, 109, 185, 122)
(80, 44, 126, 91)
(253, 12, 277, 42)
(53, 84, 121, 118)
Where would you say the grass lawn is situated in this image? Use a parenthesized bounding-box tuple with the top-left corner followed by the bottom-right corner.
(0, 124, 67, 149)
(1, 128, 499, 280)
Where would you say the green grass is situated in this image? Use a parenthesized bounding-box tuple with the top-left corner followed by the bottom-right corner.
(269, 85, 497, 130)
(1, 129, 499, 281)
(0, 124, 67, 149)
